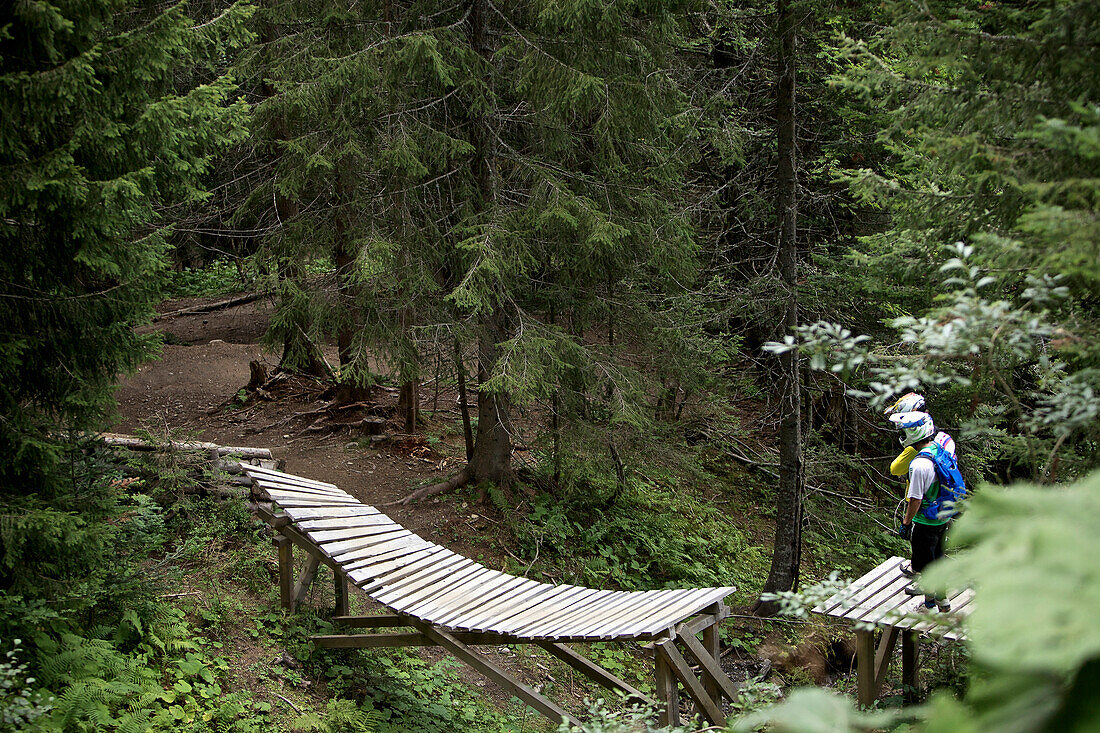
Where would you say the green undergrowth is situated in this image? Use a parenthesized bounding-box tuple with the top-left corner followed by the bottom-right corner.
(0, 447, 562, 733)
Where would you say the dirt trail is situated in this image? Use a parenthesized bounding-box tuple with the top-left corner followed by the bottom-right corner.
(118, 306, 465, 536)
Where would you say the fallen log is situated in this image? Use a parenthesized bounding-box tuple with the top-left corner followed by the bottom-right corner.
(152, 293, 262, 322)
(99, 433, 273, 459)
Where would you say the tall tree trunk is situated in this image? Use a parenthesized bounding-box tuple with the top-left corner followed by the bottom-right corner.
(262, 2, 326, 378)
(759, 0, 803, 615)
(455, 337, 474, 461)
(332, 161, 372, 402)
(467, 0, 510, 497)
(390, 0, 509, 506)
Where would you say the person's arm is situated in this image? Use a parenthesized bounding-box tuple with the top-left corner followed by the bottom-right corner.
(891, 446, 917, 477)
(902, 497, 921, 526)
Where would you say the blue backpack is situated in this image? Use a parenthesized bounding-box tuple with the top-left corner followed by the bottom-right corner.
(918, 443, 967, 522)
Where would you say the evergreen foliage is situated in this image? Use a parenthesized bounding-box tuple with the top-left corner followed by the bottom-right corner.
(819, 0, 1100, 479)
(0, 0, 253, 650)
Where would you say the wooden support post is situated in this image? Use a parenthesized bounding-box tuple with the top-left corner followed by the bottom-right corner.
(275, 534, 293, 610)
(410, 621, 581, 728)
(535, 642, 652, 704)
(855, 629, 876, 706)
(292, 553, 322, 611)
(679, 630, 741, 705)
(902, 630, 919, 703)
(701, 617, 722, 702)
(334, 571, 350, 616)
(658, 639, 726, 727)
(655, 643, 681, 727)
(873, 626, 900, 694)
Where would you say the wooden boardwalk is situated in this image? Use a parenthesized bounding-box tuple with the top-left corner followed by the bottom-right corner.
(246, 465, 742, 727)
(813, 555, 972, 705)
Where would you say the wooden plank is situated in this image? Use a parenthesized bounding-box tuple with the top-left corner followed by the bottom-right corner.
(701, 615, 722, 703)
(823, 563, 908, 619)
(533, 590, 643, 639)
(841, 574, 913, 623)
(677, 603, 730, 638)
(315, 631, 433, 648)
(504, 589, 619, 638)
(314, 630, 523, 647)
(333, 614, 413, 628)
(856, 629, 875, 706)
(657, 639, 725, 726)
(511, 588, 623, 638)
(453, 580, 563, 632)
(357, 548, 463, 591)
(244, 466, 339, 490)
(413, 571, 531, 626)
(439, 576, 546, 630)
(296, 513, 384, 530)
(307, 521, 402, 542)
(293, 553, 322, 610)
(538, 589, 666, 638)
(816, 556, 900, 615)
(497, 586, 605, 635)
(411, 621, 581, 728)
(337, 536, 436, 569)
(343, 544, 437, 576)
(592, 589, 703, 639)
(276, 535, 293, 610)
(679, 630, 741, 704)
(333, 534, 433, 565)
(434, 575, 542, 624)
(629, 588, 736, 637)
(384, 564, 498, 616)
(252, 477, 352, 498)
(322, 529, 414, 558)
(596, 589, 709, 638)
(282, 505, 380, 521)
(655, 643, 681, 727)
(537, 642, 653, 704)
(269, 496, 363, 508)
(368, 555, 475, 602)
(346, 547, 442, 583)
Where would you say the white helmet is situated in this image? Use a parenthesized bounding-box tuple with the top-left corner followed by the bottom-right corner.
(889, 411, 936, 447)
(884, 392, 926, 417)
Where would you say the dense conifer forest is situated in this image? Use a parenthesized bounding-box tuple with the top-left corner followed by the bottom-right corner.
(1, 0, 1097, 730)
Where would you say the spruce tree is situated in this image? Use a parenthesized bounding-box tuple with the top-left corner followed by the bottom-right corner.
(0, 0, 252, 597)
(831, 0, 1100, 478)
(250, 0, 698, 499)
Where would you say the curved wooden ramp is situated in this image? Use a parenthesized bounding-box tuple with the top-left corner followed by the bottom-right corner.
(812, 555, 972, 706)
(245, 465, 740, 727)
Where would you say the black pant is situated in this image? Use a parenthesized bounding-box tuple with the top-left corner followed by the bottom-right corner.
(910, 521, 949, 573)
(911, 521, 949, 604)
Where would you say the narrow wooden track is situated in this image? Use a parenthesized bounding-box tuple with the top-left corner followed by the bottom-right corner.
(245, 464, 742, 726)
(813, 555, 972, 705)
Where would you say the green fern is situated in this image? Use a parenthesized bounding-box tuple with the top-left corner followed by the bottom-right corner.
(292, 699, 381, 733)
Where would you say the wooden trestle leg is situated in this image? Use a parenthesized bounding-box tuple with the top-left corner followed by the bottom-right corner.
(334, 571, 350, 616)
(655, 643, 681, 727)
(902, 630, 919, 703)
(275, 534, 293, 610)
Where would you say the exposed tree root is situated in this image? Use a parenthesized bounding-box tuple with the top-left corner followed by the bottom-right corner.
(388, 467, 473, 506)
